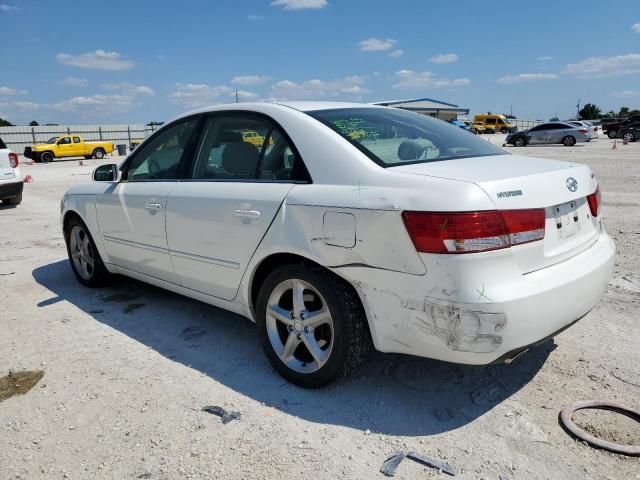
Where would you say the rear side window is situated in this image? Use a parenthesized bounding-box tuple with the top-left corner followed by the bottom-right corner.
(191, 115, 310, 182)
(308, 108, 505, 167)
(73, 137, 81, 143)
(0, 138, 6, 149)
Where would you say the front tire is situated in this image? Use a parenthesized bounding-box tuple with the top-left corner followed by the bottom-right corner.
(84, 155, 92, 160)
(256, 264, 371, 388)
(562, 135, 576, 146)
(622, 132, 635, 142)
(500, 127, 508, 134)
(93, 148, 105, 159)
(64, 217, 110, 287)
(40, 151, 53, 163)
(514, 136, 526, 147)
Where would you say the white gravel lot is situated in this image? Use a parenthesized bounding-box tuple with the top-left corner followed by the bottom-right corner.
(1, 135, 639, 479)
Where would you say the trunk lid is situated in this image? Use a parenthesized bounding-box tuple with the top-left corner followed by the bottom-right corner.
(391, 154, 600, 273)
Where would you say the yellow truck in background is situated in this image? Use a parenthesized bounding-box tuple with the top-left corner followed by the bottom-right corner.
(24, 135, 114, 163)
(472, 114, 517, 134)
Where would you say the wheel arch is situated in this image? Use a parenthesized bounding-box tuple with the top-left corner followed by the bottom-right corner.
(247, 251, 373, 343)
(61, 200, 112, 269)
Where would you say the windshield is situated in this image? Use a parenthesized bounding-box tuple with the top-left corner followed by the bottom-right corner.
(46, 137, 59, 144)
(307, 108, 505, 166)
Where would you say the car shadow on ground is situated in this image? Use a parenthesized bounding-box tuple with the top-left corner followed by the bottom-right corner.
(33, 260, 553, 437)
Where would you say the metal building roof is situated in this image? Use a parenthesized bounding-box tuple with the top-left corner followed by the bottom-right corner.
(372, 97, 469, 113)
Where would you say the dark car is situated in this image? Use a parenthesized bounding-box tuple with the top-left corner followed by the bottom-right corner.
(617, 122, 640, 142)
(602, 115, 640, 138)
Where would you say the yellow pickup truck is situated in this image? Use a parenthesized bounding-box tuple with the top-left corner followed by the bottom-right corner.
(24, 135, 114, 163)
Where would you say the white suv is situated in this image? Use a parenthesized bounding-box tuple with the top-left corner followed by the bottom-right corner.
(0, 137, 23, 206)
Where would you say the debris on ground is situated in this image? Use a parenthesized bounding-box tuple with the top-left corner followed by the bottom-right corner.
(559, 400, 640, 456)
(202, 405, 241, 425)
(182, 326, 207, 340)
(0, 370, 45, 402)
(380, 451, 457, 477)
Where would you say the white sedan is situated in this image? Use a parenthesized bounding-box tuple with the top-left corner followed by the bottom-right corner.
(60, 102, 615, 387)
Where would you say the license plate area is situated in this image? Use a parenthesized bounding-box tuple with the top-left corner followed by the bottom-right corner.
(553, 200, 580, 238)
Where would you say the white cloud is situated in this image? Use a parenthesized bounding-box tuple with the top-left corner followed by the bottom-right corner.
(270, 75, 370, 100)
(632, 23, 640, 33)
(538, 56, 553, 61)
(563, 53, 640, 78)
(612, 90, 640, 97)
(0, 101, 38, 112)
(102, 82, 155, 96)
(392, 70, 470, 89)
(497, 73, 558, 84)
(56, 50, 135, 71)
(0, 4, 19, 11)
(389, 49, 404, 58)
(271, 0, 328, 10)
(232, 90, 260, 101)
(0, 86, 26, 96)
(51, 94, 135, 113)
(429, 53, 459, 64)
(58, 76, 88, 87)
(231, 75, 269, 86)
(169, 83, 234, 109)
(358, 37, 397, 52)
(247, 14, 263, 21)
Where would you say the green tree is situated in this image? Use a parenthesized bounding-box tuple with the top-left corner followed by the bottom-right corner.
(549, 116, 559, 121)
(0, 117, 13, 127)
(146, 121, 164, 126)
(618, 107, 630, 118)
(29, 120, 39, 126)
(578, 103, 601, 120)
(628, 109, 640, 117)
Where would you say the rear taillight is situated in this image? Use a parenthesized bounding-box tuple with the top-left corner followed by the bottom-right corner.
(578, 129, 588, 133)
(402, 209, 546, 254)
(8, 152, 18, 168)
(587, 186, 601, 217)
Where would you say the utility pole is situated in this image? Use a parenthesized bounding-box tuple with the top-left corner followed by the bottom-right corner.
(235, 89, 239, 103)
(576, 99, 581, 119)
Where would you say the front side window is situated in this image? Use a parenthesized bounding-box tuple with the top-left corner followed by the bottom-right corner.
(485, 118, 497, 124)
(308, 108, 505, 167)
(125, 118, 199, 181)
(191, 115, 309, 182)
(58, 137, 71, 145)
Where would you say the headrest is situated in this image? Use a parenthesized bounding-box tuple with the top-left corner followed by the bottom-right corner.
(398, 140, 426, 161)
(221, 142, 259, 176)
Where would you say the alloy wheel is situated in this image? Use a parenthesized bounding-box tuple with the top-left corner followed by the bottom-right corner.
(69, 225, 95, 280)
(265, 279, 334, 373)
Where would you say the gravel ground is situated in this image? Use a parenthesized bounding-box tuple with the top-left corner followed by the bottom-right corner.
(1, 135, 639, 479)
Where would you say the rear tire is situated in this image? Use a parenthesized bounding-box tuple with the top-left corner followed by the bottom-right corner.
(5, 193, 22, 205)
(64, 216, 110, 287)
(93, 148, 105, 159)
(562, 135, 576, 147)
(256, 264, 371, 388)
(40, 151, 53, 163)
(607, 130, 617, 139)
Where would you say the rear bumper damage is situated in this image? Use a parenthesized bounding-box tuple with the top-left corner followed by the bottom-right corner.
(336, 229, 615, 365)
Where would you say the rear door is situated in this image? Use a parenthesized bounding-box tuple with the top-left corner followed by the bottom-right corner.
(165, 113, 307, 300)
(95, 117, 201, 282)
(0, 138, 15, 180)
(71, 136, 83, 156)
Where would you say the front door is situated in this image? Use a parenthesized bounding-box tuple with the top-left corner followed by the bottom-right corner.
(56, 136, 73, 156)
(165, 114, 308, 300)
(527, 125, 547, 144)
(95, 117, 201, 282)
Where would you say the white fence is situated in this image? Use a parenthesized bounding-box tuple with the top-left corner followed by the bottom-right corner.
(0, 124, 161, 153)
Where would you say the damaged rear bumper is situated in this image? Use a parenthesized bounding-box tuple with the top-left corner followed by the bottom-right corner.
(335, 229, 615, 365)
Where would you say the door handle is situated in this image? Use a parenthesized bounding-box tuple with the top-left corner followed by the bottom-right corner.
(233, 209, 261, 219)
(145, 202, 163, 211)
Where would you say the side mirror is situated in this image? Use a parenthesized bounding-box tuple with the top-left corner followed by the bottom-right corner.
(93, 164, 119, 182)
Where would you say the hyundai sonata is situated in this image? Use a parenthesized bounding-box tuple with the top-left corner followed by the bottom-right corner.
(61, 102, 614, 387)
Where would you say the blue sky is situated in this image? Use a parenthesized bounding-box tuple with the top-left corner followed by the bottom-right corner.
(1, 0, 639, 124)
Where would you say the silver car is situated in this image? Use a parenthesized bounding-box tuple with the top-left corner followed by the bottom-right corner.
(506, 122, 591, 147)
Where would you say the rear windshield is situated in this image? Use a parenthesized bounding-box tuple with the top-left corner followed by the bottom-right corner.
(307, 108, 505, 167)
(0, 138, 6, 149)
